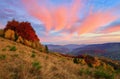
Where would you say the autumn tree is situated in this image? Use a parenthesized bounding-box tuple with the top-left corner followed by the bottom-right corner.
(4, 19, 39, 42)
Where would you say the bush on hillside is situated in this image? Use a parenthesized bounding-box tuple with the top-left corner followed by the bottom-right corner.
(73, 58, 79, 64)
(4, 29, 15, 40)
(94, 69, 114, 79)
(9, 46, 17, 51)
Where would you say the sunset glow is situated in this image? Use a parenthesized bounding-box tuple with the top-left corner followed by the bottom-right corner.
(0, 0, 120, 45)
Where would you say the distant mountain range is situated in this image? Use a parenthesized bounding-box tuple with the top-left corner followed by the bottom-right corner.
(47, 44, 70, 54)
(47, 43, 120, 60)
(47, 44, 86, 54)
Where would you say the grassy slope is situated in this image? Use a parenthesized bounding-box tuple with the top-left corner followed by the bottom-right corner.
(0, 37, 120, 79)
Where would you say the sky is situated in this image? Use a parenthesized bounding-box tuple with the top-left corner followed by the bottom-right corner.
(0, 0, 120, 45)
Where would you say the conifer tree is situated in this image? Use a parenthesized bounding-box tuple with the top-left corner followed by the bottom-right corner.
(45, 45, 49, 53)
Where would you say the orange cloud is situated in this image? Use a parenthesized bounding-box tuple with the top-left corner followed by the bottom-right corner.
(53, 6, 68, 31)
(22, 0, 82, 32)
(22, 0, 53, 31)
(53, 0, 82, 31)
(103, 25, 120, 33)
(77, 11, 119, 34)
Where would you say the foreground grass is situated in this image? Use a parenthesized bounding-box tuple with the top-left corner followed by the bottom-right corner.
(0, 37, 120, 79)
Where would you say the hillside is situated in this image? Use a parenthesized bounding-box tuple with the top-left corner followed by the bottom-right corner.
(0, 37, 82, 79)
(0, 37, 120, 79)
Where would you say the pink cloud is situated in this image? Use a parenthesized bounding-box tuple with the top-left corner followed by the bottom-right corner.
(76, 10, 120, 34)
(22, 0, 82, 32)
(66, 0, 82, 29)
(22, 0, 53, 31)
(22, 0, 119, 34)
(102, 25, 120, 33)
(53, 6, 68, 31)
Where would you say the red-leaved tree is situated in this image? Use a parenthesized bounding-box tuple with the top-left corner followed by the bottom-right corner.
(4, 19, 39, 42)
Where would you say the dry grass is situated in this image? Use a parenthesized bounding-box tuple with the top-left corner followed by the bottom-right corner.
(0, 37, 120, 79)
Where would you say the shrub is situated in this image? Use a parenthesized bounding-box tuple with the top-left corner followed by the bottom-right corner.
(0, 54, 6, 60)
(73, 58, 79, 64)
(106, 64, 115, 72)
(79, 59, 86, 65)
(85, 68, 92, 75)
(32, 61, 42, 70)
(31, 53, 36, 58)
(14, 33, 18, 41)
(94, 70, 114, 79)
(96, 63, 114, 73)
(9, 46, 17, 51)
(85, 55, 101, 67)
(88, 63, 93, 67)
(4, 29, 15, 40)
(79, 69, 84, 75)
